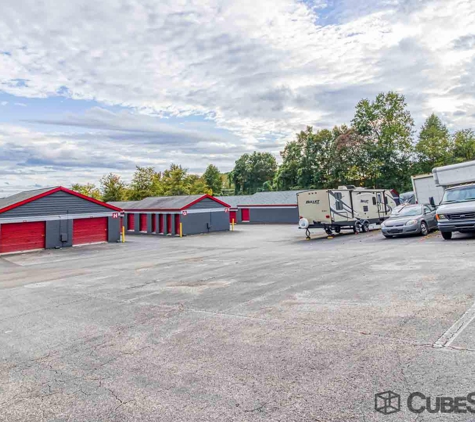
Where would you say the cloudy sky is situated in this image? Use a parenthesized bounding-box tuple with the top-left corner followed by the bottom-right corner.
(0, 0, 474, 195)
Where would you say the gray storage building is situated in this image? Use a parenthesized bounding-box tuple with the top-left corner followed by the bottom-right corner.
(111, 194, 231, 236)
(218, 191, 303, 224)
(0, 186, 122, 254)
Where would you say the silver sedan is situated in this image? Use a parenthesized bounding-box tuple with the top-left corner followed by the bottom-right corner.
(381, 204, 438, 238)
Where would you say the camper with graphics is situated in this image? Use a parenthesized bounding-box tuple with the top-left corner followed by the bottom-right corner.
(297, 186, 396, 239)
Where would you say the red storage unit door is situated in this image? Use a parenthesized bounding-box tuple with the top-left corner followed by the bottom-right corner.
(229, 210, 237, 223)
(241, 208, 250, 222)
(73, 217, 108, 245)
(140, 214, 147, 232)
(127, 214, 135, 231)
(0, 222, 46, 254)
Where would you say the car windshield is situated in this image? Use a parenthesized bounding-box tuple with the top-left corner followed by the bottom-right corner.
(442, 186, 475, 204)
(391, 206, 422, 217)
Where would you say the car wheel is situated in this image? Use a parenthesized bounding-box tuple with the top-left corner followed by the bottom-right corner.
(420, 221, 428, 236)
(442, 231, 452, 240)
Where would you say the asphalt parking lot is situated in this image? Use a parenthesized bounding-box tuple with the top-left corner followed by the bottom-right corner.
(2, 225, 475, 421)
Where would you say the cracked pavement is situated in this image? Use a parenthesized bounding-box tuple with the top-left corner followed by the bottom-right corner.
(1, 225, 475, 421)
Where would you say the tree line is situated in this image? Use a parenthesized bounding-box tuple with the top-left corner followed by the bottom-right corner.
(72, 163, 228, 202)
(72, 91, 475, 201)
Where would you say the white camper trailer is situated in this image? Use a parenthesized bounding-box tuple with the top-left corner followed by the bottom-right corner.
(297, 186, 396, 238)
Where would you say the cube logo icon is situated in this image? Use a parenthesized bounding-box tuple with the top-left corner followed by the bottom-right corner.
(375, 391, 401, 414)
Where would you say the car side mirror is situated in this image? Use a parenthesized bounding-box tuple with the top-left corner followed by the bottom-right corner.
(429, 197, 436, 208)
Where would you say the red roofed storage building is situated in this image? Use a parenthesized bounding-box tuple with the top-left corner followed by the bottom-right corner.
(110, 195, 231, 236)
(0, 187, 122, 254)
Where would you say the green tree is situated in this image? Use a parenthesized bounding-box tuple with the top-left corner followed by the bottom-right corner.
(275, 126, 349, 190)
(415, 114, 452, 173)
(203, 164, 222, 195)
(232, 153, 251, 194)
(298, 127, 335, 189)
(330, 127, 369, 187)
(159, 164, 210, 196)
(100, 173, 128, 202)
(453, 129, 475, 163)
(185, 174, 210, 195)
(220, 172, 235, 196)
(71, 183, 102, 200)
(159, 164, 189, 196)
(352, 91, 415, 191)
(274, 140, 301, 190)
(232, 152, 277, 194)
(249, 152, 277, 192)
(128, 166, 161, 200)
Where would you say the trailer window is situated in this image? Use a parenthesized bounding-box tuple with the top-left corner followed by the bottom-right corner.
(334, 192, 343, 210)
(372, 197, 376, 205)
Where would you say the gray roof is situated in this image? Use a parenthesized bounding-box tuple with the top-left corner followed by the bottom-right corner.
(119, 195, 223, 210)
(248, 191, 302, 205)
(218, 191, 302, 207)
(108, 201, 139, 209)
(0, 186, 58, 211)
(216, 195, 253, 208)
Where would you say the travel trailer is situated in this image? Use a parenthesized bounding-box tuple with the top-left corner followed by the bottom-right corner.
(297, 186, 397, 238)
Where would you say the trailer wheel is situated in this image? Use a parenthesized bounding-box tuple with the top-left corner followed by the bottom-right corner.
(334, 226, 341, 234)
(325, 228, 333, 236)
(354, 221, 363, 234)
(362, 221, 370, 233)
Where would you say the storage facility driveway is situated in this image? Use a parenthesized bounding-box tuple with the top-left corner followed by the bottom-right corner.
(2, 226, 475, 421)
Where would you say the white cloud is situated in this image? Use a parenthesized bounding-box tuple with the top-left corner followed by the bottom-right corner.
(0, 107, 269, 194)
(0, 0, 474, 192)
(1, 0, 474, 131)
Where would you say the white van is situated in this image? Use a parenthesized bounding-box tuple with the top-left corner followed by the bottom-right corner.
(433, 160, 475, 240)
